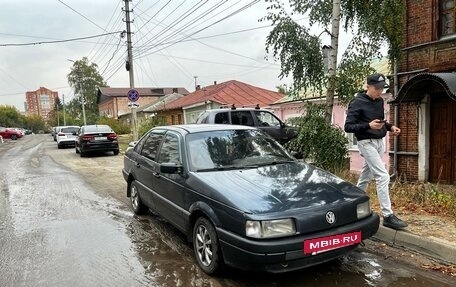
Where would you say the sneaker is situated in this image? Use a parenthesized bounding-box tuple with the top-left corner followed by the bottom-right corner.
(383, 214, 408, 230)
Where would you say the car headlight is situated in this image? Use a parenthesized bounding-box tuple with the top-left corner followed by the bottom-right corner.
(246, 218, 296, 238)
(357, 201, 371, 219)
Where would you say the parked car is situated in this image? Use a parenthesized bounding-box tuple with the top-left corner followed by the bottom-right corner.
(122, 124, 380, 274)
(52, 126, 62, 141)
(196, 107, 297, 145)
(56, 126, 80, 148)
(0, 127, 24, 140)
(75, 125, 119, 157)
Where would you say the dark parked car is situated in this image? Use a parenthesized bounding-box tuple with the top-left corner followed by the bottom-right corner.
(75, 124, 119, 157)
(196, 107, 297, 145)
(0, 127, 24, 140)
(122, 124, 379, 274)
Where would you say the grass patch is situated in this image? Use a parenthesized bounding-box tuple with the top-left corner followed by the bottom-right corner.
(118, 134, 133, 154)
(337, 170, 456, 219)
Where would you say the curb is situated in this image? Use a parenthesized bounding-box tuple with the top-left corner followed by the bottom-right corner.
(373, 225, 456, 265)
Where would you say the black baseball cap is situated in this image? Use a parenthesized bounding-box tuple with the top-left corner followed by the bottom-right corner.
(367, 73, 389, 89)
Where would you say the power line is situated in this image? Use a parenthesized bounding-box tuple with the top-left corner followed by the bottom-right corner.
(0, 31, 124, 47)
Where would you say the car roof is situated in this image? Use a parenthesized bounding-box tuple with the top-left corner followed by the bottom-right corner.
(152, 124, 255, 134)
(203, 107, 272, 113)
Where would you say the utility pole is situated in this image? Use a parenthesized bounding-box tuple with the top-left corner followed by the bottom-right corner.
(194, 75, 198, 91)
(63, 94, 66, 125)
(67, 59, 87, 126)
(56, 101, 59, 126)
(124, 0, 138, 141)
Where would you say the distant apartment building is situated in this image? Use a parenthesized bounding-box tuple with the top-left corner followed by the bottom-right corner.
(26, 87, 59, 122)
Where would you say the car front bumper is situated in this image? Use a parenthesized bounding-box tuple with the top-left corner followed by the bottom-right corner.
(216, 213, 380, 273)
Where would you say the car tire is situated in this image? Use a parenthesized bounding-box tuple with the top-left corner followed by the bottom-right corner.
(11, 135, 17, 140)
(113, 150, 119, 155)
(57, 144, 62, 149)
(75, 146, 79, 154)
(129, 180, 148, 215)
(80, 150, 85, 157)
(193, 217, 223, 275)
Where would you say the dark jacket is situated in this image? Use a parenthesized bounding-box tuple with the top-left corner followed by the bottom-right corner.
(344, 92, 392, 141)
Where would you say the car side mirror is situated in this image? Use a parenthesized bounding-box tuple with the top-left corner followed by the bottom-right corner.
(128, 141, 137, 147)
(160, 162, 183, 174)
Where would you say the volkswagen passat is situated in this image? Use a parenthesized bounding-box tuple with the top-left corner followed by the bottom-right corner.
(122, 124, 379, 274)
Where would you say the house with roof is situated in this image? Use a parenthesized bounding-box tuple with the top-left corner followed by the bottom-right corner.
(389, 0, 456, 184)
(157, 80, 284, 124)
(118, 93, 185, 126)
(96, 87, 189, 119)
(270, 58, 391, 173)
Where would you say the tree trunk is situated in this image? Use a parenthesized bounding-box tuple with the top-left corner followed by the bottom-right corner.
(325, 0, 341, 124)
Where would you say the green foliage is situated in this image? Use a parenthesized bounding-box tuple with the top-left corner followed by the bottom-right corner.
(23, 114, 46, 133)
(97, 116, 131, 135)
(67, 57, 107, 123)
(263, 0, 405, 99)
(138, 116, 166, 138)
(0, 105, 24, 127)
(285, 103, 348, 172)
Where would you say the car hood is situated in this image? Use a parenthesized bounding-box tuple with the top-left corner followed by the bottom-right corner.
(189, 162, 365, 214)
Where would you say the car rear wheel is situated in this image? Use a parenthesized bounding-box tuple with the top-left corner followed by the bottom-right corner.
(11, 134, 17, 140)
(193, 217, 223, 275)
(130, 181, 147, 215)
(113, 150, 119, 155)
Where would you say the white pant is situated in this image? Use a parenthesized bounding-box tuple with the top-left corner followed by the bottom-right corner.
(357, 139, 393, 217)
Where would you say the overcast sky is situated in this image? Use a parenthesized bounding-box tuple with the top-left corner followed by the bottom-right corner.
(0, 0, 344, 112)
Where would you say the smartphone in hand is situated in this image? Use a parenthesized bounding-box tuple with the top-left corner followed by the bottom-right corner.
(376, 120, 387, 123)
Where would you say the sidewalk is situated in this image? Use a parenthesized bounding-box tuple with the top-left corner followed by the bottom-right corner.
(372, 214, 456, 265)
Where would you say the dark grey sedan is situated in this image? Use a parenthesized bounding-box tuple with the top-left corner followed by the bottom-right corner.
(122, 124, 379, 274)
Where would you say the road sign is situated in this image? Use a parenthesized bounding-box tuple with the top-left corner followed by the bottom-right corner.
(127, 89, 140, 102)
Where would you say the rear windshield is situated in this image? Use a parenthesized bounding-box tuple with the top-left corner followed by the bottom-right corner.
(61, 127, 79, 133)
(84, 126, 113, 133)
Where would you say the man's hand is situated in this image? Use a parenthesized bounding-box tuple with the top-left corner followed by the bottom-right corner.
(369, 119, 385, 130)
(390, 126, 401, 136)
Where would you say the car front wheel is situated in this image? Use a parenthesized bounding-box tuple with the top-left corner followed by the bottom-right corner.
(193, 217, 223, 275)
(130, 180, 147, 215)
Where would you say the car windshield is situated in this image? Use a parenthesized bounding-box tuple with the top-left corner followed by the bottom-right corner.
(186, 129, 294, 171)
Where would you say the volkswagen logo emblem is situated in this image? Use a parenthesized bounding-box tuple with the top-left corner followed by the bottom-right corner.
(326, 211, 336, 224)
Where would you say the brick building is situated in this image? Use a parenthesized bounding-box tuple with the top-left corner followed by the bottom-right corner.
(390, 0, 456, 184)
(25, 87, 59, 122)
(97, 87, 189, 119)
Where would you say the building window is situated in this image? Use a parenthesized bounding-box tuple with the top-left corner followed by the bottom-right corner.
(441, 0, 455, 36)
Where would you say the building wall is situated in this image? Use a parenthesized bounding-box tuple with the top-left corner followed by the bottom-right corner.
(395, 0, 456, 181)
(25, 87, 59, 122)
(98, 96, 160, 118)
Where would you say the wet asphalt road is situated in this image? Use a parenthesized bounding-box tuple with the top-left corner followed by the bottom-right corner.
(0, 134, 454, 287)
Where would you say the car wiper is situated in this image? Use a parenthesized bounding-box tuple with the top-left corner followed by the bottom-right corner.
(256, 160, 295, 167)
(196, 165, 259, 172)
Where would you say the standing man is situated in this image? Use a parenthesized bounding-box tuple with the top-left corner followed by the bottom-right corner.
(344, 73, 407, 230)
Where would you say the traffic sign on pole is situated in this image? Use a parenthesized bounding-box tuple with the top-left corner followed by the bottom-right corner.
(128, 89, 140, 102)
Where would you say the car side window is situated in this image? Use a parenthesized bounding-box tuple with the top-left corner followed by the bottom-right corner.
(140, 133, 164, 161)
(232, 111, 254, 126)
(255, 111, 281, 127)
(157, 133, 181, 164)
(214, 112, 229, 124)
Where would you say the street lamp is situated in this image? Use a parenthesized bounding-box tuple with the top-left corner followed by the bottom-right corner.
(67, 59, 87, 126)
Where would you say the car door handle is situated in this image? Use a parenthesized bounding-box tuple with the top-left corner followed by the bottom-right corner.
(152, 171, 160, 178)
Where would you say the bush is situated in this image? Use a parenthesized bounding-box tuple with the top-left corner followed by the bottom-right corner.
(285, 103, 349, 173)
(97, 117, 131, 135)
(138, 116, 167, 138)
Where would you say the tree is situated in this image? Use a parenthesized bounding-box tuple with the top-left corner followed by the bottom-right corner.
(67, 57, 107, 124)
(0, 105, 24, 127)
(263, 0, 405, 122)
